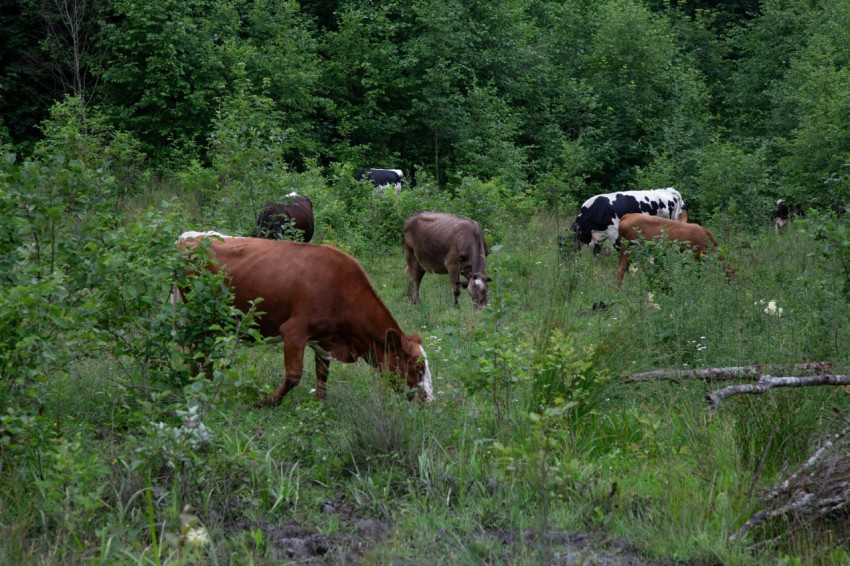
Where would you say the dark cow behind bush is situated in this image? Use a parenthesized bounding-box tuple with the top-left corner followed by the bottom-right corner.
(176, 234, 433, 406)
(570, 187, 687, 252)
(402, 212, 490, 308)
(355, 168, 404, 193)
(615, 214, 717, 286)
(253, 192, 314, 242)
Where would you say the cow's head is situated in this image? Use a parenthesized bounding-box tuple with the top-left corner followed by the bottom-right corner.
(466, 274, 490, 309)
(570, 221, 591, 248)
(384, 330, 433, 401)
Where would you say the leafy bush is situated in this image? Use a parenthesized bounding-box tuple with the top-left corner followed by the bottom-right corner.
(0, 148, 116, 402)
(34, 96, 145, 196)
(687, 142, 773, 225)
(801, 211, 850, 300)
(465, 289, 610, 438)
(622, 232, 702, 294)
(32, 436, 109, 546)
(530, 330, 609, 423)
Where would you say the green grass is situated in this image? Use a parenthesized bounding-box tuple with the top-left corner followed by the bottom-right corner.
(3, 213, 850, 564)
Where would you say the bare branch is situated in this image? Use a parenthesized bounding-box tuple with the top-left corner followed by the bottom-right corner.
(40, 0, 104, 100)
(623, 362, 833, 383)
(730, 420, 850, 544)
(707, 374, 850, 408)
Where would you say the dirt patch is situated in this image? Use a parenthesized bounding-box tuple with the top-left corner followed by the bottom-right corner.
(244, 497, 390, 564)
(258, 519, 387, 564)
(489, 529, 679, 565)
(235, 498, 676, 564)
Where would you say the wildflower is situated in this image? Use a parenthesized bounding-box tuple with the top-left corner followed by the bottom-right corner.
(185, 527, 210, 548)
(646, 292, 660, 310)
(763, 300, 783, 316)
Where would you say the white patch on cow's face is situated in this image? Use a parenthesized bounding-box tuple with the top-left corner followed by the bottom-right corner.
(474, 278, 484, 289)
(590, 230, 608, 244)
(420, 345, 434, 402)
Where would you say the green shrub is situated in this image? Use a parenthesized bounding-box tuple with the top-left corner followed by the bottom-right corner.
(802, 211, 850, 300)
(32, 436, 109, 547)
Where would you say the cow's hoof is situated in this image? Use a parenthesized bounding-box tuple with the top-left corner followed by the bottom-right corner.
(256, 396, 280, 409)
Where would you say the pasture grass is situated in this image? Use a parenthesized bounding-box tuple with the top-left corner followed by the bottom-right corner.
(3, 213, 850, 564)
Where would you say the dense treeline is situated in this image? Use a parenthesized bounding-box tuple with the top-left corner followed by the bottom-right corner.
(1, 0, 848, 218)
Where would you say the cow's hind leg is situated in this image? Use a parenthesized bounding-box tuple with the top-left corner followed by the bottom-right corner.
(257, 325, 308, 408)
(448, 265, 462, 305)
(404, 242, 426, 305)
(616, 246, 631, 287)
(409, 263, 426, 305)
(313, 349, 332, 400)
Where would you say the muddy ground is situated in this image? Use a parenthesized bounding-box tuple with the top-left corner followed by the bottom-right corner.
(234, 496, 678, 565)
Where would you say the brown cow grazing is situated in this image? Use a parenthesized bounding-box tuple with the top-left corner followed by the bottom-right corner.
(253, 192, 315, 242)
(402, 212, 490, 308)
(177, 234, 433, 406)
(615, 214, 717, 286)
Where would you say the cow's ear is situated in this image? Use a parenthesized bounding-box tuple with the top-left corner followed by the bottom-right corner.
(402, 333, 424, 359)
(385, 328, 404, 349)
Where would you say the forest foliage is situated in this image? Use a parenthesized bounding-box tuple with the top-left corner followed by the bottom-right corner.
(1, 0, 849, 217)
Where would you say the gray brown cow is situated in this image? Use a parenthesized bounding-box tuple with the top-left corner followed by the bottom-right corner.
(402, 212, 490, 308)
(177, 234, 432, 406)
(616, 214, 717, 286)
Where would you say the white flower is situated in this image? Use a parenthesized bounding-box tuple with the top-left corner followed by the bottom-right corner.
(763, 300, 784, 316)
(185, 527, 210, 548)
(646, 292, 660, 310)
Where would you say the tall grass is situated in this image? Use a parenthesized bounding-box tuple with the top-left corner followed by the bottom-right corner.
(3, 206, 850, 564)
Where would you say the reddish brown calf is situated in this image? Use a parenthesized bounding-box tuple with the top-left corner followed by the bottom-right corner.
(616, 214, 717, 286)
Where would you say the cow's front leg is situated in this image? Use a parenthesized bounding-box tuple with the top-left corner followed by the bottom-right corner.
(257, 327, 307, 408)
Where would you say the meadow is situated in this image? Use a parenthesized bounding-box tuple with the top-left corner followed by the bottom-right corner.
(4, 2, 850, 560)
(3, 190, 850, 564)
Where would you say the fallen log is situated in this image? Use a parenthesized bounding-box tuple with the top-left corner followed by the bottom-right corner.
(623, 362, 833, 383)
(707, 374, 850, 408)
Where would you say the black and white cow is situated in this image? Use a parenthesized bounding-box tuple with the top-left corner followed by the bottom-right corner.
(355, 168, 404, 193)
(773, 199, 789, 234)
(570, 188, 687, 251)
